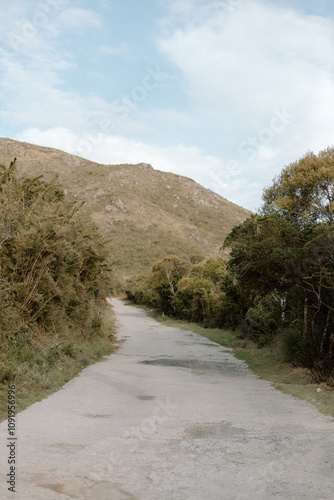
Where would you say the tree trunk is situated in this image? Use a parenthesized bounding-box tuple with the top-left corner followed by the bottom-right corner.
(329, 335, 333, 371)
(303, 296, 308, 340)
(320, 309, 330, 354)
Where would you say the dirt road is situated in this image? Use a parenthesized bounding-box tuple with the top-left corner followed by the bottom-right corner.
(1, 298, 334, 499)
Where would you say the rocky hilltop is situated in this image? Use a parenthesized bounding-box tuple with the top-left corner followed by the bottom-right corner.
(0, 138, 250, 286)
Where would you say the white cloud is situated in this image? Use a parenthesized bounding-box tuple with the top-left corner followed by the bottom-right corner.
(157, 0, 334, 206)
(159, 1, 334, 123)
(2, 2, 102, 54)
(0, 2, 105, 131)
(57, 8, 102, 30)
(0, 54, 99, 130)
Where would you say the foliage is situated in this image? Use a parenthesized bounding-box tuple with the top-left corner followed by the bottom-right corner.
(173, 258, 228, 326)
(223, 214, 305, 337)
(126, 256, 229, 327)
(224, 216, 334, 379)
(126, 146, 334, 382)
(244, 294, 282, 346)
(262, 147, 334, 225)
(0, 160, 113, 386)
(145, 255, 187, 315)
(173, 276, 216, 325)
(281, 327, 313, 368)
(223, 147, 334, 380)
(125, 274, 158, 307)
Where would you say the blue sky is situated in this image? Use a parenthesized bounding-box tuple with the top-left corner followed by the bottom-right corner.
(1, 0, 334, 210)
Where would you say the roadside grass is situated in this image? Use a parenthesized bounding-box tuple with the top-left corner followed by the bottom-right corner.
(130, 303, 334, 418)
(0, 303, 116, 422)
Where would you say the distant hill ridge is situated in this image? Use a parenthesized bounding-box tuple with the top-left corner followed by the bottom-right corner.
(0, 138, 251, 287)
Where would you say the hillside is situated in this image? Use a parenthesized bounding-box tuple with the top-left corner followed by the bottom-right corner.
(0, 138, 250, 287)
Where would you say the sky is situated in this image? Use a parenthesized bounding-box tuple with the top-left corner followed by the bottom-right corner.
(1, 0, 334, 211)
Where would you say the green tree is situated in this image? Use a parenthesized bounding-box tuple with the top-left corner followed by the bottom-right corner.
(222, 214, 303, 342)
(300, 225, 334, 374)
(146, 255, 189, 315)
(0, 160, 112, 339)
(262, 147, 334, 225)
(222, 147, 334, 379)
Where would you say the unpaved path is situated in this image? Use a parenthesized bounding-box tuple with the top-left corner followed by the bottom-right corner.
(1, 298, 334, 499)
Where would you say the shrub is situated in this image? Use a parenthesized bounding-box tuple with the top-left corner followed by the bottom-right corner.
(0, 160, 112, 382)
(281, 326, 317, 368)
(244, 294, 282, 346)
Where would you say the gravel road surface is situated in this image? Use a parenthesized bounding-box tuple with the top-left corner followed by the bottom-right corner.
(1, 298, 334, 499)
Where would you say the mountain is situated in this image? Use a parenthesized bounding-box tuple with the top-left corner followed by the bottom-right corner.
(0, 138, 251, 287)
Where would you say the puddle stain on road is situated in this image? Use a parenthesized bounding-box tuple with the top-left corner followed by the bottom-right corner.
(175, 340, 220, 347)
(140, 357, 250, 376)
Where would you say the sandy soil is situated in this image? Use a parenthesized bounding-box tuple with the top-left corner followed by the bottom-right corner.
(1, 298, 334, 499)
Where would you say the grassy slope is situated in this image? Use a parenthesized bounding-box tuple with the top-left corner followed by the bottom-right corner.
(137, 306, 334, 418)
(0, 138, 250, 286)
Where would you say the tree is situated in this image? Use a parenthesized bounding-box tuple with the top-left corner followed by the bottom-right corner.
(221, 147, 334, 379)
(147, 255, 189, 315)
(262, 147, 334, 225)
(173, 276, 214, 323)
(222, 214, 304, 342)
(300, 225, 334, 373)
(0, 161, 111, 337)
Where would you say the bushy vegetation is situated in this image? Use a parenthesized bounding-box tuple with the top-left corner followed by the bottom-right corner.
(126, 255, 229, 327)
(126, 147, 334, 383)
(0, 160, 113, 395)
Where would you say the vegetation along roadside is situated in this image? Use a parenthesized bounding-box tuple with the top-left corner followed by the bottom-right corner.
(0, 161, 115, 421)
(126, 147, 334, 417)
